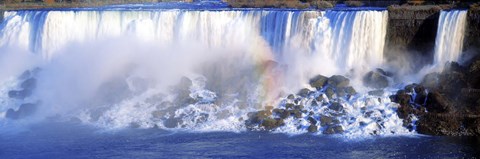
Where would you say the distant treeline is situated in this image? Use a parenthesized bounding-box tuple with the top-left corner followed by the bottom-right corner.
(0, 0, 187, 9)
(0, 0, 478, 10)
(224, 0, 479, 9)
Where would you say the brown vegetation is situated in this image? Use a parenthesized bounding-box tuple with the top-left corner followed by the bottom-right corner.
(344, 1, 363, 7)
(226, 0, 335, 9)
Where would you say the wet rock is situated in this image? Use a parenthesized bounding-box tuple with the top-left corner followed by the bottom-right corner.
(291, 109, 302, 118)
(308, 124, 318, 133)
(391, 90, 411, 106)
(8, 90, 33, 99)
(18, 70, 32, 80)
(421, 73, 440, 88)
(325, 87, 335, 99)
(5, 103, 38, 119)
(280, 110, 290, 119)
(368, 90, 384, 96)
(425, 91, 452, 113)
(329, 102, 343, 112)
(337, 89, 346, 97)
(164, 117, 182, 128)
(294, 105, 304, 110)
(273, 108, 284, 115)
(324, 125, 344, 134)
(414, 87, 428, 105)
(287, 94, 295, 100)
(316, 95, 324, 103)
(255, 110, 272, 122)
(5, 109, 18, 119)
(285, 103, 294, 110)
(307, 116, 317, 125)
(327, 75, 350, 88)
(320, 116, 333, 126)
(309, 75, 328, 90)
(363, 69, 389, 89)
(21, 78, 36, 90)
(344, 86, 357, 96)
(311, 100, 319, 107)
(297, 88, 311, 97)
(261, 118, 284, 130)
(333, 125, 344, 133)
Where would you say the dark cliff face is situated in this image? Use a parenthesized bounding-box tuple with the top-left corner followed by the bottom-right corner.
(384, 7, 441, 67)
(466, 9, 480, 50)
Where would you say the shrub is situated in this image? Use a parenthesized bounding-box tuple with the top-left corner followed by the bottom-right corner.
(345, 1, 364, 7)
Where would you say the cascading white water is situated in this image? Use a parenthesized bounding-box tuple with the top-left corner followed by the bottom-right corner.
(0, 8, 404, 136)
(434, 10, 467, 67)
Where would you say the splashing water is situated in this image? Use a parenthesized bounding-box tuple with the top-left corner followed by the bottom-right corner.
(0, 8, 412, 136)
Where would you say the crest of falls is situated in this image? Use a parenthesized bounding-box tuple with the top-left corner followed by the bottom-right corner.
(434, 10, 467, 67)
(0, 9, 411, 136)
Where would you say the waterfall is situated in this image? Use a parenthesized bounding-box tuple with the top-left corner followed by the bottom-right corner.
(434, 10, 467, 66)
(0, 9, 401, 135)
(312, 10, 388, 74)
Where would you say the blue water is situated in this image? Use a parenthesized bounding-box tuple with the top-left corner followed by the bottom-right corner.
(0, 122, 478, 158)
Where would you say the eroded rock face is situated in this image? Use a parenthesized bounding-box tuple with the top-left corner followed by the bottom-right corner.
(392, 59, 480, 136)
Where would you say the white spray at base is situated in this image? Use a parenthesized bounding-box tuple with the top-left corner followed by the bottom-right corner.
(0, 9, 415, 136)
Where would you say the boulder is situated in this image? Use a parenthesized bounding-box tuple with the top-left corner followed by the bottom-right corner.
(8, 90, 33, 99)
(261, 118, 284, 130)
(325, 87, 335, 99)
(21, 78, 36, 90)
(307, 116, 317, 125)
(285, 103, 294, 110)
(5, 103, 37, 119)
(363, 69, 389, 89)
(391, 90, 411, 106)
(309, 75, 328, 90)
(344, 86, 357, 96)
(320, 116, 333, 126)
(324, 125, 344, 134)
(329, 102, 343, 111)
(327, 75, 350, 88)
(291, 109, 302, 118)
(297, 88, 311, 97)
(287, 94, 295, 100)
(308, 124, 318, 133)
(425, 91, 452, 113)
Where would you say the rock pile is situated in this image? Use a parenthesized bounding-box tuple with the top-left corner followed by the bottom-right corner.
(391, 59, 480, 136)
